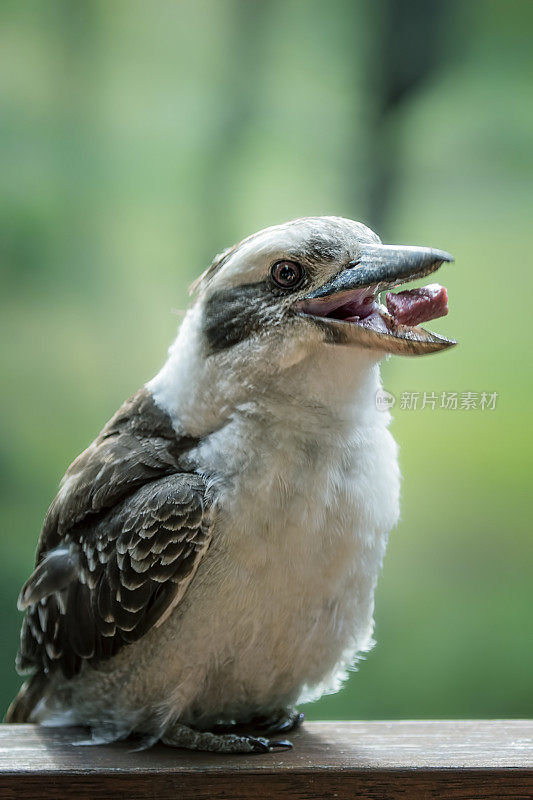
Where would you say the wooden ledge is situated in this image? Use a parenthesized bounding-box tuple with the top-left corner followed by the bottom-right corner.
(1, 720, 532, 799)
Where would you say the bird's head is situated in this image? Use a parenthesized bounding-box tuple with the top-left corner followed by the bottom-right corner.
(153, 217, 455, 431)
(192, 216, 455, 367)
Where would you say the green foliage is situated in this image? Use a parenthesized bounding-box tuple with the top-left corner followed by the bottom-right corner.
(1, 0, 531, 720)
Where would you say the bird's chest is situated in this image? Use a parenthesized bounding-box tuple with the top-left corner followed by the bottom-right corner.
(178, 412, 399, 714)
(193, 413, 399, 681)
(199, 409, 399, 560)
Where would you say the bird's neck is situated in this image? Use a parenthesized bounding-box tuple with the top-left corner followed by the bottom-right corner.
(147, 305, 387, 439)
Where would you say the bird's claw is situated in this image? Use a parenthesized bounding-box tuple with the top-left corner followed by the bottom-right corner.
(249, 736, 293, 753)
(269, 738, 293, 750)
(263, 711, 305, 735)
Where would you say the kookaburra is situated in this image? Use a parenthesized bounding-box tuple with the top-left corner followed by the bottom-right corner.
(7, 217, 454, 753)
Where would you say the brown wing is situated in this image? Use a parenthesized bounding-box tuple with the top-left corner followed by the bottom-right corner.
(16, 388, 211, 679)
(18, 473, 212, 678)
(37, 388, 198, 556)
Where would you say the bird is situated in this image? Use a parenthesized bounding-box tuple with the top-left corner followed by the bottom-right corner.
(6, 216, 455, 753)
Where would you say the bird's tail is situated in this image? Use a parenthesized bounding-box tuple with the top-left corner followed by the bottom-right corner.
(4, 672, 47, 723)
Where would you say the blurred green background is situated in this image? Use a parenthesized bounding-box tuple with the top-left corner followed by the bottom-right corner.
(1, 0, 532, 721)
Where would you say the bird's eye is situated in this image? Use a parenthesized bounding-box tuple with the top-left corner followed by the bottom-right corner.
(270, 260, 305, 289)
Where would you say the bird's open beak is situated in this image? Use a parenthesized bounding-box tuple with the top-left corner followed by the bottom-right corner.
(294, 244, 456, 356)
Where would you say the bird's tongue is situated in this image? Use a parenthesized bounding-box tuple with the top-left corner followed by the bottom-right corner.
(385, 283, 448, 327)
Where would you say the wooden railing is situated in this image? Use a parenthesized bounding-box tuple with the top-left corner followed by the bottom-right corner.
(1, 720, 532, 799)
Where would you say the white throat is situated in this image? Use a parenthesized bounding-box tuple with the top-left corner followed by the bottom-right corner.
(147, 303, 387, 440)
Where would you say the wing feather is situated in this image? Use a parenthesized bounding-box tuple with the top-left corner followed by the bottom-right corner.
(16, 389, 212, 679)
(18, 472, 211, 677)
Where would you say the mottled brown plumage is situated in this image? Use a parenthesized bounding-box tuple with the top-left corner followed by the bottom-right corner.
(34, 389, 198, 555)
(13, 389, 210, 686)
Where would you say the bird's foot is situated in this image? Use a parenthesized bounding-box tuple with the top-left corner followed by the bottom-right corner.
(251, 708, 305, 736)
(161, 722, 293, 754)
(213, 707, 304, 737)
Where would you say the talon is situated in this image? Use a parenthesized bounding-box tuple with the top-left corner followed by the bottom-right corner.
(269, 738, 293, 750)
(249, 736, 271, 753)
(265, 711, 305, 735)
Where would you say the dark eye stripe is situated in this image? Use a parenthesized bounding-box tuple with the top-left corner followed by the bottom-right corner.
(201, 283, 270, 354)
(201, 263, 309, 355)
